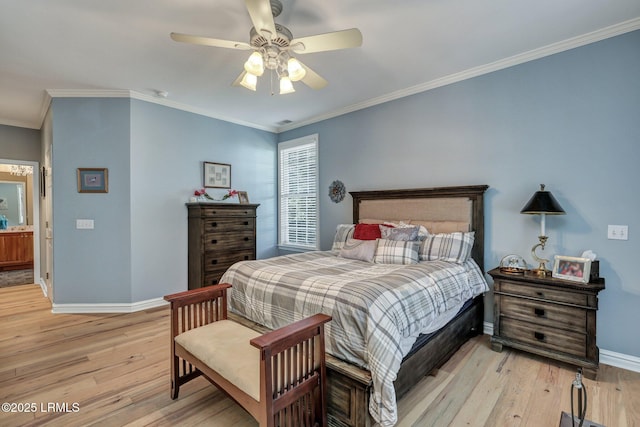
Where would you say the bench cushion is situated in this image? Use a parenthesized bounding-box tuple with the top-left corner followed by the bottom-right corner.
(175, 320, 262, 401)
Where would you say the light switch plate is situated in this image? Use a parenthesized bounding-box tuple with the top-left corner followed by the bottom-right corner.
(607, 225, 628, 240)
(76, 219, 94, 229)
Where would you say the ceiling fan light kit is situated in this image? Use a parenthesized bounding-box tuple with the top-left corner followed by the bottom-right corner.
(171, 0, 362, 95)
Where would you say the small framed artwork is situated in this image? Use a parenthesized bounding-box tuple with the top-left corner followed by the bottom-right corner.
(204, 162, 231, 189)
(237, 191, 249, 204)
(552, 255, 591, 283)
(77, 168, 108, 193)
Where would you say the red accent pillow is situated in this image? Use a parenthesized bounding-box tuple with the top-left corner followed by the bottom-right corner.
(353, 223, 392, 240)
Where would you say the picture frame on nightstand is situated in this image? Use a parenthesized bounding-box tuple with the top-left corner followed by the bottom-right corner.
(552, 255, 591, 283)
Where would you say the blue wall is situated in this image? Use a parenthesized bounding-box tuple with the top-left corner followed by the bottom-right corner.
(280, 30, 640, 358)
(52, 98, 133, 303)
(50, 98, 278, 304)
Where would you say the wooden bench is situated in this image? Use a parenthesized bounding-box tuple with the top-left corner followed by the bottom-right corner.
(164, 284, 331, 427)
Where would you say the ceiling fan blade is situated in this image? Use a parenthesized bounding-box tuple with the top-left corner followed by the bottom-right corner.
(170, 32, 252, 50)
(245, 0, 277, 41)
(298, 61, 328, 90)
(291, 28, 362, 54)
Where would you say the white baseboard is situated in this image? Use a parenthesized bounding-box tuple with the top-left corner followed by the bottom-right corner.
(51, 297, 168, 314)
(38, 277, 48, 298)
(482, 321, 640, 374)
(600, 349, 640, 373)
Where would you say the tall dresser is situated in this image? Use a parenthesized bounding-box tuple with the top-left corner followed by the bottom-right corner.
(187, 203, 259, 289)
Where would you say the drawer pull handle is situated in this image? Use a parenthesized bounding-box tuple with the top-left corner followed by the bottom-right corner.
(211, 279, 218, 285)
(244, 255, 249, 260)
(244, 221, 249, 226)
(211, 222, 217, 227)
(211, 260, 218, 265)
(536, 291, 544, 297)
(534, 308, 545, 317)
(211, 239, 217, 244)
(244, 237, 249, 241)
(534, 332, 545, 341)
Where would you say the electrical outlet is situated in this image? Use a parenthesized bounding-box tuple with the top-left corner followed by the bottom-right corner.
(607, 225, 628, 240)
(76, 219, 94, 229)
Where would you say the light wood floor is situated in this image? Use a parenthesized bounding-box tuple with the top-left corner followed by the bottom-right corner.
(1, 285, 638, 427)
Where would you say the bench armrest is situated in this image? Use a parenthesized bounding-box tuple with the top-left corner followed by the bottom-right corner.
(250, 313, 332, 354)
(164, 283, 232, 307)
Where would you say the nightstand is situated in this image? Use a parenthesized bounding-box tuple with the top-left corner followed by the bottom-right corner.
(489, 268, 605, 379)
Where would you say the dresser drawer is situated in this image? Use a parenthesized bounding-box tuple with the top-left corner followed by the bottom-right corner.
(204, 231, 255, 251)
(203, 218, 255, 233)
(204, 250, 255, 272)
(501, 295, 586, 330)
(203, 269, 228, 287)
(201, 207, 256, 217)
(501, 318, 586, 358)
(498, 280, 588, 306)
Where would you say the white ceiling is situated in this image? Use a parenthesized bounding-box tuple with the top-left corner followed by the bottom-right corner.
(1, 0, 639, 133)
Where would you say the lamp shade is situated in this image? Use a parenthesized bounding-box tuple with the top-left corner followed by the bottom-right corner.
(520, 184, 566, 215)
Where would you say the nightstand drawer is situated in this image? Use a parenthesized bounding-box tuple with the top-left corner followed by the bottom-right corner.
(499, 280, 588, 306)
(501, 318, 586, 358)
(501, 295, 586, 330)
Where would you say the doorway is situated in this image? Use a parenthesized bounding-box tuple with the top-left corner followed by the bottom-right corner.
(0, 161, 40, 289)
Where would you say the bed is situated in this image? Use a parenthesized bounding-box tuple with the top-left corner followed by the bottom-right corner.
(222, 185, 489, 426)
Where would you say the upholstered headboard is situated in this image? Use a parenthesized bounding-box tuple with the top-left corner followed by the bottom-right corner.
(350, 185, 489, 270)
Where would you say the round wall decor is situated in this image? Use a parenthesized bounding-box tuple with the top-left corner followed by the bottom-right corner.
(329, 180, 346, 203)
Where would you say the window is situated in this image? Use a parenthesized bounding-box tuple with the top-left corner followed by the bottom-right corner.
(278, 134, 319, 250)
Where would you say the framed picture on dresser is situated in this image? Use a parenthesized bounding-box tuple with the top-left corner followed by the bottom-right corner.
(552, 255, 591, 283)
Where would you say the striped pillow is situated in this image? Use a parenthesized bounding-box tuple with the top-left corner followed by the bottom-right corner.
(373, 239, 419, 265)
(419, 231, 475, 263)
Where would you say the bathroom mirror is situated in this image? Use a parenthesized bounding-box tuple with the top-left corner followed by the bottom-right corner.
(0, 181, 27, 226)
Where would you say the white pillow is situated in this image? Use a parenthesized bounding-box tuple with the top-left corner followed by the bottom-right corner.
(339, 239, 378, 263)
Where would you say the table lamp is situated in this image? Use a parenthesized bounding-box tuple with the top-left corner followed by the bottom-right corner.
(520, 184, 566, 275)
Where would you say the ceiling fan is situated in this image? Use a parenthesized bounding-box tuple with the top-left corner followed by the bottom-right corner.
(171, 0, 363, 94)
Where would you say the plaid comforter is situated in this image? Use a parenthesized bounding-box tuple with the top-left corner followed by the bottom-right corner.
(221, 251, 488, 426)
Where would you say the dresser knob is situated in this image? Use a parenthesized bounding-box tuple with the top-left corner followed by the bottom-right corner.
(211, 222, 217, 227)
(211, 239, 217, 244)
(536, 291, 545, 298)
(244, 237, 249, 241)
(244, 221, 249, 226)
(211, 260, 218, 265)
(534, 308, 545, 317)
(244, 255, 249, 260)
(534, 331, 545, 342)
(211, 279, 218, 285)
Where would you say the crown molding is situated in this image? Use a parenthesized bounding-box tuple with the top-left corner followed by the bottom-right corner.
(277, 17, 640, 133)
(29, 18, 640, 134)
(44, 89, 277, 133)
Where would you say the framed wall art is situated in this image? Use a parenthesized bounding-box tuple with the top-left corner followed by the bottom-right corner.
(552, 255, 591, 283)
(77, 168, 108, 193)
(204, 162, 231, 189)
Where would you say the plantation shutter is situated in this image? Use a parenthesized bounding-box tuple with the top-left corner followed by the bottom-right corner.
(278, 135, 319, 250)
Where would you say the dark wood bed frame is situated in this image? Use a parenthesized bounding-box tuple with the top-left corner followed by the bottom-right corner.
(232, 184, 489, 427)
